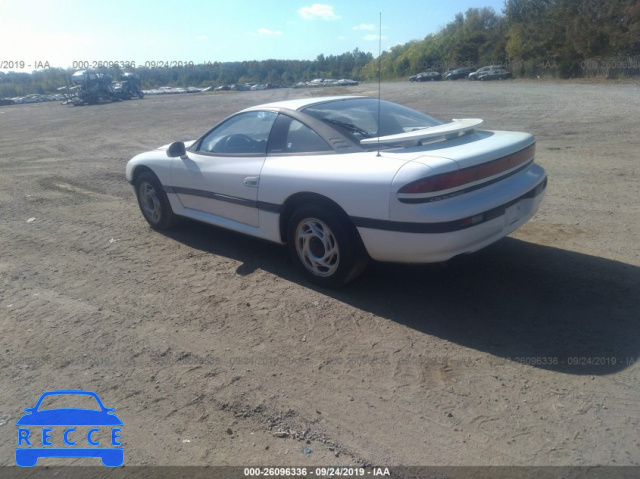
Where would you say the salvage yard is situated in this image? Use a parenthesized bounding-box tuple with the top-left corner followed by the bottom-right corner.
(0, 80, 639, 468)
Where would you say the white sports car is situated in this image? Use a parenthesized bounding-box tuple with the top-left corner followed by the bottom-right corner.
(126, 96, 547, 287)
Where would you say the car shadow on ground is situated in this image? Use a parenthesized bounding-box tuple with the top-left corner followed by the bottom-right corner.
(163, 221, 639, 376)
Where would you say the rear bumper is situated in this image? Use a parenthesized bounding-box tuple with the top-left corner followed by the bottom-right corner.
(355, 175, 546, 263)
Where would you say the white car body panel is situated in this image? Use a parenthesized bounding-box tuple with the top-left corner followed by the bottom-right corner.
(243, 96, 364, 112)
(360, 189, 544, 263)
(169, 152, 265, 227)
(372, 164, 545, 262)
(258, 152, 409, 221)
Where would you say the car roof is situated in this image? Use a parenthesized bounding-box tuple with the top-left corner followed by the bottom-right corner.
(242, 95, 366, 112)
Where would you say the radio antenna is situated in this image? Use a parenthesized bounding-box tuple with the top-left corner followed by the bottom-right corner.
(376, 12, 382, 157)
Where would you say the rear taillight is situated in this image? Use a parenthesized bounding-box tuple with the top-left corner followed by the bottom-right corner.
(399, 143, 535, 198)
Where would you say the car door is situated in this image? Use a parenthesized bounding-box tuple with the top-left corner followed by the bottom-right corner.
(170, 110, 278, 227)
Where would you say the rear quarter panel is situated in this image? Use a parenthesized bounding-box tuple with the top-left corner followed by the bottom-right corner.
(258, 152, 409, 220)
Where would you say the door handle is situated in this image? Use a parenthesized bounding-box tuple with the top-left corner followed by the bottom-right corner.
(243, 176, 259, 187)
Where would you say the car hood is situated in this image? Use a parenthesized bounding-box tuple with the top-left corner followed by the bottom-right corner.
(16, 409, 123, 426)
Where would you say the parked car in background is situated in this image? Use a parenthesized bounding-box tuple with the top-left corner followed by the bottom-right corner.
(336, 79, 359, 86)
(22, 94, 46, 103)
(308, 78, 327, 87)
(13, 95, 45, 103)
(0, 98, 15, 105)
(468, 65, 502, 80)
(477, 69, 512, 81)
(294, 79, 359, 88)
(444, 67, 476, 80)
(409, 71, 441, 82)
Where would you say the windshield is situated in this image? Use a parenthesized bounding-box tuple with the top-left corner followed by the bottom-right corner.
(302, 98, 442, 144)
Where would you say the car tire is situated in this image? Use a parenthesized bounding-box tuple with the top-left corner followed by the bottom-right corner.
(287, 205, 368, 288)
(135, 171, 177, 230)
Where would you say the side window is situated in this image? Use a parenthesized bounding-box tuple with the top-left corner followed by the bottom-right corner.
(196, 111, 277, 154)
(268, 117, 332, 154)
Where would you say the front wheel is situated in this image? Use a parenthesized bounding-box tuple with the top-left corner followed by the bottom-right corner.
(287, 205, 368, 287)
(135, 171, 177, 230)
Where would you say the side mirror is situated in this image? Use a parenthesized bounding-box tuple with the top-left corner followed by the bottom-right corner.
(167, 141, 187, 159)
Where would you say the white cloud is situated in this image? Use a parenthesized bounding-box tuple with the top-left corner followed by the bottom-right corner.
(298, 4, 340, 20)
(258, 28, 283, 36)
(353, 23, 375, 31)
(197, 35, 208, 40)
(363, 34, 387, 41)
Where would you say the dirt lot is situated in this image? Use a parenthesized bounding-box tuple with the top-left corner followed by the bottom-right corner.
(0, 80, 639, 470)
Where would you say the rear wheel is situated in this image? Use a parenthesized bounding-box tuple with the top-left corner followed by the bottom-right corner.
(287, 205, 368, 287)
(135, 171, 177, 230)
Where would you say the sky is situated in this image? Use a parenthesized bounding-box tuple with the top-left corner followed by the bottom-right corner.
(0, 0, 507, 72)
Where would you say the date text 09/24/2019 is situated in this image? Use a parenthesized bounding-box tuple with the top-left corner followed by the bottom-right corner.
(243, 467, 391, 476)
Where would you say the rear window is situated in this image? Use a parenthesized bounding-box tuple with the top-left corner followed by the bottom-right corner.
(302, 98, 442, 144)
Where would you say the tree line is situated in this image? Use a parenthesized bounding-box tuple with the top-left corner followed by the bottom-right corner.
(361, 0, 639, 80)
(0, 50, 373, 98)
(1, 0, 638, 97)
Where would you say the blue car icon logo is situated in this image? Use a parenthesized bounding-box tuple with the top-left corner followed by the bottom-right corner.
(16, 390, 123, 467)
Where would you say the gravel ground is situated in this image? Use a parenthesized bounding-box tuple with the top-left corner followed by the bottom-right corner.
(0, 80, 639, 469)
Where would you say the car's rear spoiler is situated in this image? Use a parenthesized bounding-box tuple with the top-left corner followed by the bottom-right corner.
(360, 118, 483, 148)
